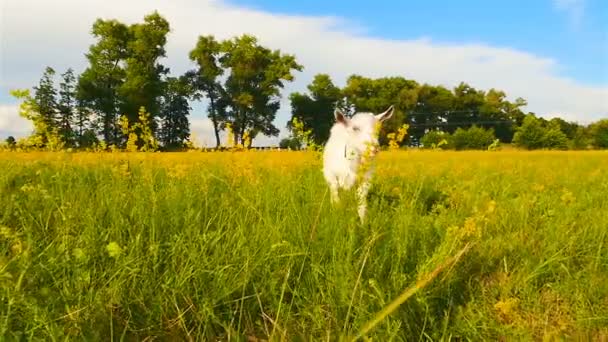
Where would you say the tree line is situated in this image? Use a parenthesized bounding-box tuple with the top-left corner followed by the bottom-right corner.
(5, 11, 607, 151)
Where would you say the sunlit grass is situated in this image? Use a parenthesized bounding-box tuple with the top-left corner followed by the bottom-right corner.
(1, 150, 607, 340)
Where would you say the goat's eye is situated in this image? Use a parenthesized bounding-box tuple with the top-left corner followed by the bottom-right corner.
(352, 126, 360, 132)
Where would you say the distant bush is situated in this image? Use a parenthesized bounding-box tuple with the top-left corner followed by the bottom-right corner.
(450, 125, 496, 150)
(542, 122, 569, 150)
(4, 136, 16, 149)
(513, 115, 545, 149)
(279, 137, 302, 150)
(514, 115, 569, 150)
(420, 130, 451, 149)
(589, 119, 608, 149)
(568, 127, 591, 150)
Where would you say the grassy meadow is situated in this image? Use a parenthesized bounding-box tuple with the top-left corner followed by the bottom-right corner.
(0, 150, 607, 340)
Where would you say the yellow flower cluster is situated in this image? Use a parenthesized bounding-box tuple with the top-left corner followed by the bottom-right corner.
(386, 124, 409, 151)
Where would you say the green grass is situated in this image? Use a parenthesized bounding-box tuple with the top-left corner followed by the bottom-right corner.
(0, 151, 607, 340)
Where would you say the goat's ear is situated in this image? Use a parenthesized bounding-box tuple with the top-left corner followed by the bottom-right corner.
(376, 105, 394, 122)
(334, 109, 348, 125)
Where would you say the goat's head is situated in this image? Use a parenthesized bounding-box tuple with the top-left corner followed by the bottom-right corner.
(333, 105, 394, 155)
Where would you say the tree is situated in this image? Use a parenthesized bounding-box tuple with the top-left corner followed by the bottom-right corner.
(188, 35, 224, 147)
(288, 74, 342, 145)
(57, 68, 77, 146)
(33, 66, 58, 128)
(420, 130, 451, 149)
(513, 114, 546, 149)
(10, 89, 63, 149)
(279, 137, 302, 150)
(589, 119, 608, 148)
(73, 98, 93, 148)
(548, 117, 580, 140)
(411, 85, 454, 144)
(450, 125, 496, 150)
(77, 18, 129, 145)
(221, 35, 303, 146)
(159, 76, 192, 149)
(478, 89, 519, 142)
(118, 11, 170, 136)
(342, 75, 418, 145)
(448, 82, 485, 132)
(77, 12, 170, 148)
(569, 126, 591, 150)
(5, 136, 16, 148)
(542, 121, 569, 150)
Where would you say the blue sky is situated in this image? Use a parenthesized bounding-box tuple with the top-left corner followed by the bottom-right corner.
(1, 0, 607, 144)
(229, 0, 608, 85)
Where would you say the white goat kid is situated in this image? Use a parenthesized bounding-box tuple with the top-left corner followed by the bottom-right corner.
(322, 105, 394, 222)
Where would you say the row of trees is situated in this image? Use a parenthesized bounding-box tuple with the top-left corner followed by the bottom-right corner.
(6, 11, 607, 151)
(9, 12, 301, 150)
(285, 74, 607, 150)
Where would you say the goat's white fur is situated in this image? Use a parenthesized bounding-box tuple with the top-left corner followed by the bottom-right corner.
(322, 105, 394, 222)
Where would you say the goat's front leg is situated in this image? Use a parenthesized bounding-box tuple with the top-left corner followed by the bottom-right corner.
(356, 179, 371, 223)
(329, 182, 340, 204)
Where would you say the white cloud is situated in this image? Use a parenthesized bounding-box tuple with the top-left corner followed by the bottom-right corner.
(553, 0, 586, 27)
(1, 0, 606, 145)
(0, 105, 32, 138)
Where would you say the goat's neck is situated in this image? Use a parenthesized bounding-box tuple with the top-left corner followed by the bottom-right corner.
(344, 144, 360, 161)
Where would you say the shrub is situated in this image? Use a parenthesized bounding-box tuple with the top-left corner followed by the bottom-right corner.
(279, 137, 302, 150)
(420, 130, 451, 149)
(513, 115, 546, 149)
(569, 127, 591, 150)
(542, 122, 569, 150)
(449, 125, 496, 150)
(589, 119, 608, 149)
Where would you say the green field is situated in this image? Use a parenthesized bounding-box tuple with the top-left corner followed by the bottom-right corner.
(1, 150, 607, 340)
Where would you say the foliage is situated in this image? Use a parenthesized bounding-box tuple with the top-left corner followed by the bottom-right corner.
(187, 35, 224, 147)
(542, 121, 569, 150)
(279, 137, 302, 150)
(420, 130, 451, 149)
(513, 115, 571, 150)
(386, 124, 409, 150)
(289, 74, 342, 145)
(589, 119, 608, 149)
(119, 107, 159, 152)
(4, 136, 16, 149)
(450, 125, 496, 150)
(1, 150, 607, 340)
(10, 89, 64, 150)
(159, 76, 193, 149)
(513, 114, 548, 149)
(5, 13, 607, 151)
(189, 34, 302, 147)
(289, 116, 322, 151)
(342, 75, 417, 145)
(57, 68, 77, 146)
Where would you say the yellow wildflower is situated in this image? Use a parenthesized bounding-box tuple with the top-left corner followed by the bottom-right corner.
(106, 242, 123, 258)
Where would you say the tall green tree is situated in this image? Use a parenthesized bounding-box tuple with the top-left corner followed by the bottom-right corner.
(220, 35, 303, 146)
(411, 84, 454, 143)
(448, 82, 485, 132)
(118, 12, 170, 132)
(33, 66, 58, 128)
(57, 68, 77, 146)
(159, 76, 193, 149)
(548, 117, 581, 140)
(513, 114, 547, 149)
(288, 74, 342, 145)
(342, 75, 418, 144)
(77, 18, 129, 145)
(589, 119, 608, 148)
(188, 35, 224, 147)
(542, 121, 569, 150)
